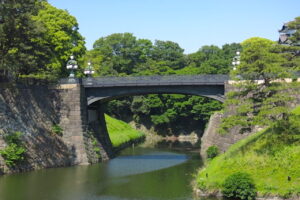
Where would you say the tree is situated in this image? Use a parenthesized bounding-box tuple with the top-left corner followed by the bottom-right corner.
(151, 40, 186, 70)
(92, 33, 151, 75)
(33, 2, 86, 78)
(234, 37, 287, 84)
(287, 16, 300, 45)
(220, 37, 294, 133)
(0, 0, 50, 79)
(185, 44, 241, 75)
(0, 1, 86, 80)
(286, 16, 300, 71)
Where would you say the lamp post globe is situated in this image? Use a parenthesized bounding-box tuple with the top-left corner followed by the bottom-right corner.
(66, 55, 78, 78)
(84, 61, 95, 77)
(232, 51, 241, 70)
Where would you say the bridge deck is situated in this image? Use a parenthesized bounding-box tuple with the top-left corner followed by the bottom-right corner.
(82, 75, 229, 87)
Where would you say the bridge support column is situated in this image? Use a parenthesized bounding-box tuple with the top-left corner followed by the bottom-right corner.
(57, 82, 89, 165)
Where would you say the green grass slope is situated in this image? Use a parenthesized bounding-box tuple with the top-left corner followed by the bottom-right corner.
(197, 108, 300, 198)
(293, 106, 300, 115)
(105, 114, 145, 147)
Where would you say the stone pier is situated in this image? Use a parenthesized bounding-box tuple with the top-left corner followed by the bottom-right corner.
(56, 82, 90, 165)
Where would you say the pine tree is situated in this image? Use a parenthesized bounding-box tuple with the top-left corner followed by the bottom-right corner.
(220, 37, 297, 134)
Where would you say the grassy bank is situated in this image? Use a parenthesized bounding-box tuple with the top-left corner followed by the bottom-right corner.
(105, 114, 145, 147)
(196, 107, 300, 198)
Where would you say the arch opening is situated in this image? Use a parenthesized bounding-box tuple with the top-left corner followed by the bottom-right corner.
(88, 92, 224, 139)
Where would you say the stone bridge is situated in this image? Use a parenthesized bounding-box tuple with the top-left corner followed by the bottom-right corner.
(57, 75, 230, 165)
(82, 75, 229, 104)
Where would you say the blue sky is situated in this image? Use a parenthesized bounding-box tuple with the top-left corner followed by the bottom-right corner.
(48, 0, 300, 54)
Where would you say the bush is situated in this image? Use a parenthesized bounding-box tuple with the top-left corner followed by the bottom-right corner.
(87, 131, 101, 160)
(0, 132, 26, 167)
(206, 145, 219, 159)
(222, 172, 256, 200)
(92, 137, 101, 159)
(51, 124, 63, 136)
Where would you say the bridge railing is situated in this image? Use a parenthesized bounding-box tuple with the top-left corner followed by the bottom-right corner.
(81, 75, 229, 87)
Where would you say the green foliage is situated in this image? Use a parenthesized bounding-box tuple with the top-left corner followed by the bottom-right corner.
(92, 139, 101, 155)
(51, 124, 63, 136)
(91, 135, 101, 159)
(206, 145, 219, 159)
(92, 33, 150, 75)
(292, 105, 300, 115)
(0, 1, 86, 80)
(89, 33, 240, 77)
(86, 130, 101, 160)
(33, 2, 86, 78)
(272, 112, 300, 135)
(0, 132, 26, 167)
(234, 37, 288, 81)
(151, 40, 186, 70)
(287, 16, 300, 45)
(285, 16, 300, 71)
(0, 0, 51, 79)
(0, 144, 26, 167)
(105, 114, 145, 147)
(106, 94, 223, 135)
(197, 106, 300, 197)
(222, 172, 257, 200)
(221, 37, 295, 134)
(186, 44, 241, 75)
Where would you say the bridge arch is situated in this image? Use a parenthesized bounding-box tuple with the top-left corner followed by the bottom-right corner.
(86, 85, 225, 106)
(82, 75, 228, 106)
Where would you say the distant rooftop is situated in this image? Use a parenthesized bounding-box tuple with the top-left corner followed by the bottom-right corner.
(278, 22, 299, 46)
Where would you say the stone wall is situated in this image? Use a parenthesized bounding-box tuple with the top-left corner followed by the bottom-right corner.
(0, 82, 104, 174)
(0, 84, 69, 173)
(200, 112, 254, 157)
(200, 82, 246, 158)
(200, 82, 300, 159)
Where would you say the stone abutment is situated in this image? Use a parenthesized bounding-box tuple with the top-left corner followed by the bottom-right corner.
(0, 82, 113, 174)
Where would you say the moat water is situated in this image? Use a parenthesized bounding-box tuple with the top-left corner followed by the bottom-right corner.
(0, 141, 216, 200)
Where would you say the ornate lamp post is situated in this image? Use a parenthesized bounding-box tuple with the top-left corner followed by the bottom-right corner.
(66, 55, 78, 78)
(84, 62, 95, 77)
(232, 51, 240, 70)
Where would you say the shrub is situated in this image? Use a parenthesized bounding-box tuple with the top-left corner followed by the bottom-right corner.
(88, 131, 101, 160)
(51, 124, 63, 136)
(0, 132, 26, 167)
(3, 131, 23, 144)
(206, 145, 219, 159)
(222, 172, 256, 200)
(92, 138, 101, 158)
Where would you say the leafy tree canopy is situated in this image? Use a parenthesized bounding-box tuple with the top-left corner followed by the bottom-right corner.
(0, 0, 49, 79)
(33, 2, 86, 78)
(92, 33, 151, 75)
(0, 0, 86, 80)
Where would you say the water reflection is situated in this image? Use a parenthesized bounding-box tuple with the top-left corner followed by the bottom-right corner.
(156, 139, 201, 151)
(0, 141, 208, 200)
(107, 150, 188, 177)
